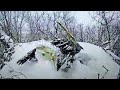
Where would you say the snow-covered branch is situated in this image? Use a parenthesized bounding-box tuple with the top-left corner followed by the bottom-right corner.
(0, 29, 14, 48)
(0, 29, 15, 69)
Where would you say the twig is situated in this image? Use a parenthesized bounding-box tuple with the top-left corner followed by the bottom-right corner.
(102, 65, 109, 71)
(11, 75, 20, 79)
(5, 63, 27, 79)
(0, 74, 2, 78)
(101, 65, 109, 79)
(13, 71, 27, 79)
(117, 69, 120, 79)
(97, 73, 100, 79)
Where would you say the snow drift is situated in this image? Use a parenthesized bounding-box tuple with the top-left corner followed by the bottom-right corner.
(0, 39, 119, 79)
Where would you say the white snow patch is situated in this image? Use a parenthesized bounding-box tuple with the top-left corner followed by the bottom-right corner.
(0, 40, 119, 79)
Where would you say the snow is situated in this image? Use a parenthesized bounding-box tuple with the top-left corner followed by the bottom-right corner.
(102, 40, 111, 46)
(106, 50, 120, 60)
(0, 30, 14, 47)
(76, 42, 119, 79)
(0, 40, 119, 79)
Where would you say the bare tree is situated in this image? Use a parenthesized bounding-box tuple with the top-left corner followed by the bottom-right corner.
(0, 11, 27, 43)
(76, 24, 84, 42)
(90, 11, 120, 48)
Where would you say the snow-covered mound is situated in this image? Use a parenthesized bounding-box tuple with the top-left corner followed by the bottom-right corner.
(0, 40, 119, 79)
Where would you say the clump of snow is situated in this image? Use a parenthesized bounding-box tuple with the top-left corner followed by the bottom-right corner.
(0, 30, 14, 47)
(0, 40, 119, 79)
(76, 42, 119, 79)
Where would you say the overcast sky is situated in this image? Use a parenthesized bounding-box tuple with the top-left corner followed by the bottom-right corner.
(32, 11, 95, 26)
(23, 11, 96, 34)
(71, 11, 96, 26)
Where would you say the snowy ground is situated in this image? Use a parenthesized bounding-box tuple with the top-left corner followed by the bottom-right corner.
(0, 40, 119, 79)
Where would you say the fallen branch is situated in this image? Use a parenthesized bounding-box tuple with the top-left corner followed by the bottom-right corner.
(102, 47, 120, 65)
(17, 48, 37, 65)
